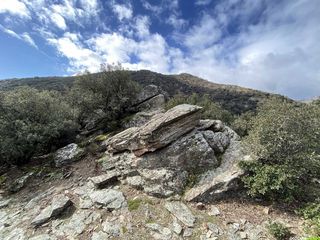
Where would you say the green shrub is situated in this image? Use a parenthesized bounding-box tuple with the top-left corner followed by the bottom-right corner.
(165, 93, 234, 124)
(231, 111, 255, 137)
(68, 70, 140, 130)
(0, 87, 78, 165)
(306, 237, 320, 240)
(299, 202, 320, 236)
(241, 98, 320, 201)
(267, 222, 291, 240)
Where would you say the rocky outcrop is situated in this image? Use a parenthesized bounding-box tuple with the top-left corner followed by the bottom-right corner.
(54, 143, 84, 167)
(106, 104, 202, 156)
(102, 104, 247, 200)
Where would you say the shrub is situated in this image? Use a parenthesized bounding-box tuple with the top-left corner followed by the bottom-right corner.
(0, 87, 78, 165)
(68, 70, 140, 130)
(231, 111, 255, 137)
(267, 222, 291, 240)
(299, 202, 320, 236)
(165, 93, 234, 124)
(240, 98, 320, 201)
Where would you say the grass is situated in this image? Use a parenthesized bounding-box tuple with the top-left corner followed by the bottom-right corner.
(128, 199, 144, 211)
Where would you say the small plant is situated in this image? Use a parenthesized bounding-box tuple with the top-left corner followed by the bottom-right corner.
(268, 221, 291, 240)
(128, 198, 143, 211)
(298, 202, 320, 236)
(306, 237, 320, 240)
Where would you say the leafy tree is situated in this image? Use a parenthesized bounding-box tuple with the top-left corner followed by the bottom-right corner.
(68, 70, 140, 131)
(165, 93, 234, 124)
(240, 98, 320, 201)
(0, 87, 78, 165)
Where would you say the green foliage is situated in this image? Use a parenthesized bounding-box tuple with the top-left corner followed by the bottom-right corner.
(68, 70, 140, 130)
(128, 198, 143, 211)
(299, 202, 320, 236)
(306, 237, 320, 240)
(267, 222, 291, 240)
(231, 111, 255, 137)
(241, 98, 320, 201)
(0, 87, 78, 165)
(165, 93, 234, 124)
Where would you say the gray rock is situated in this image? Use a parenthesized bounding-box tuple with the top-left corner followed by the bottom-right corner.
(172, 218, 182, 235)
(198, 119, 225, 132)
(91, 231, 109, 240)
(9, 172, 33, 193)
(146, 223, 172, 240)
(165, 202, 195, 227)
(207, 222, 221, 235)
(29, 234, 57, 240)
(123, 110, 163, 128)
(134, 85, 163, 106)
(126, 176, 145, 189)
(89, 189, 126, 209)
(184, 136, 249, 202)
(54, 143, 84, 167)
(102, 221, 121, 237)
(183, 227, 193, 237)
(202, 130, 230, 154)
(106, 104, 202, 156)
(208, 206, 220, 216)
(136, 94, 165, 112)
(0, 199, 10, 209)
(89, 171, 120, 189)
(31, 194, 72, 226)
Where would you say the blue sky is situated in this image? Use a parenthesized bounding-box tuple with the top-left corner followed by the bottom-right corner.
(0, 0, 319, 99)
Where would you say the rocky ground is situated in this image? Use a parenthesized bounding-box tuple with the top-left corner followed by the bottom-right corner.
(0, 86, 307, 240)
(0, 156, 305, 240)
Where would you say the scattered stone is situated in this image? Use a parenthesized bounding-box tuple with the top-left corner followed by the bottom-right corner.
(126, 176, 145, 189)
(172, 218, 182, 235)
(102, 221, 121, 237)
(183, 227, 193, 237)
(54, 143, 84, 167)
(239, 231, 248, 239)
(165, 201, 195, 227)
(79, 198, 93, 209)
(146, 223, 172, 240)
(263, 207, 270, 215)
(89, 189, 126, 209)
(29, 234, 57, 240)
(207, 222, 221, 235)
(91, 231, 109, 240)
(89, 171, 120, 189)
(208, 206, 220, 216)
(9, 172, 33, 193)
(31, 194, 72, 226)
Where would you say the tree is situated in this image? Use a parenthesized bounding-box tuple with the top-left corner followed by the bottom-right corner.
(240, 98, 320, 201)
(0, 87, 78, 165)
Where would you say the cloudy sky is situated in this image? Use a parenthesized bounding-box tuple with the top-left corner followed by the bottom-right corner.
(0, 0, 319, 99)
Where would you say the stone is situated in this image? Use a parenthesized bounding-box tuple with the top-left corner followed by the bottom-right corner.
(134, 85, 163, 106)
(198, 119, 225, 132)
(146, 223, 172, 240)
(9, 172, 33, 193)
(32, 194, 72, 226)
(54, 143, 84, 167)
(126, 176, 145, 189)
(202, 130, 230, 154)
(172, 219, 182, 235)
(207, 222, 221, 235)
(183, 228, 193, 237)
(184, 135, 249, 202)
(239, 232, 248, 239)
(135, 131, 218, 171)
(165, 202, 196, 227)
(106, 104, 202, 156)
(0, 199, 10, 209)
(89, 189, 126, 209)
(102, 221, 121, 237)
(208, 206, 220, 216)
(89, 171, 120, 189)
(196, 202, 206, 210)
(29, 234, 57, 240)
(79, 198, 93, 209)
(136, 94, 165, 112)
(123, 110, 163, 128)
(91, 231, 109, 240)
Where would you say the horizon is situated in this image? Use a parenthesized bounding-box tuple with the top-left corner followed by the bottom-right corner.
(0, 0, 319, 100)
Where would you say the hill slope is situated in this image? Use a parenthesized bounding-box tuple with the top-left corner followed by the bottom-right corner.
(0, 70, 289, 114)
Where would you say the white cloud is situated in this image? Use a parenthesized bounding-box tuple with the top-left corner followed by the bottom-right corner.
(195, 0, 212, 6)
(21, 32, 37, 48)
(0, 25, 37, 48)
(0, 0, 30, 18)
(50, 12, 67, 30)
(112, 3, 133, 21)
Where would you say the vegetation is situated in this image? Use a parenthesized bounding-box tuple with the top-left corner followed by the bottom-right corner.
(240, 98, 320, 202)
(267, 221, 291, 240)
(166, 93, 234, 124)
(0, 87, 78, 165)
(298, 201, 320, 236)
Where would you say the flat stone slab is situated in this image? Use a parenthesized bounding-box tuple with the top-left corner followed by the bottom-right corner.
(89, 189, 126, 209)
(165, 201, 196, 227)
(89, 171, 120, 189)
(32, 194, 72, 226)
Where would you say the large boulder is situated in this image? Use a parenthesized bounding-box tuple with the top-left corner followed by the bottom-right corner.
(54, 143, 85, 167)
(106, 104, 202, 156)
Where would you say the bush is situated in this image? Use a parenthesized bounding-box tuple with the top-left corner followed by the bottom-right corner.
(165, 93, 234, 124)
(240, 98, 320, 201)
(0, 87, 78, 165)
(267, 222, 291, 240)
(299, 202, 320, 236)
(231, 111, 255, 137)
(69, 70, 140, 130)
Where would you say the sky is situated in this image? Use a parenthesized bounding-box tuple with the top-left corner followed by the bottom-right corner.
(0, 0, 319, 100)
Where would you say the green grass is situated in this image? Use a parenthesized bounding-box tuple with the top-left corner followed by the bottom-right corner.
(128, 199, 143, 211)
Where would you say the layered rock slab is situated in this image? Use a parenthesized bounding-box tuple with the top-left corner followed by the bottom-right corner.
(106, 104, 202, 156)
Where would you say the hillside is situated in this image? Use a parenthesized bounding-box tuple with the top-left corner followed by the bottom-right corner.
(0, 70, 289, 115)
